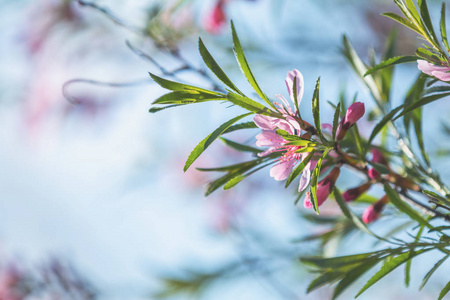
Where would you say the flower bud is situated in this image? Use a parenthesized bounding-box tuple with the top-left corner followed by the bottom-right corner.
(368, 168, 380, 180)
(371, 148, 388, 165)
(362, 195, 388, 224)
(342, 182, 372, 202)
(204, 0, 227, 34)
(304, 167, 340, 209)
(336, 102, 365, 141)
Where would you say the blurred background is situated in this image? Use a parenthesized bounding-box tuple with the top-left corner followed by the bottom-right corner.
(0, 0, 449, 299)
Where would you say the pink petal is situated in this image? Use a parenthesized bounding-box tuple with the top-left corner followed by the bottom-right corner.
(298, 167, 311, 192)
(322, 123, 333, 133)
(255, 131, 285, 147)
(285, 69, 304, 107)
(417, 60, 450, 81)
(362, 205, 379, 224)
(344, 102, 365, 125)
(270, 159, 296, 181)
(254, 114, 278, 130)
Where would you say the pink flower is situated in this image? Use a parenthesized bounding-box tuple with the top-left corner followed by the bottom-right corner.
(362, 195, 388, 224)
(204, 0, 227, 34)
(304, 167, 340, 209)
(371, 148, 387, 165)
(342, 182, 371, 202)
(336, 102, 365, 141)
(417, 60, 450, 81)
(254, 69, 313, 187)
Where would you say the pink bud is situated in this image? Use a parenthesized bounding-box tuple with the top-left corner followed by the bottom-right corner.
(371, 148, 387, 165)
(342, 182, 371, 202)
(362, 195, 388, 224)
(344, 102, 365, 125)
(304, 168, 340, 209)
(336, 102, 365, 140)
(368, 168, 380, 180)
(204, 1, 227, 34)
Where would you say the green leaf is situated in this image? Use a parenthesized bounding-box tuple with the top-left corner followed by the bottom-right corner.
(285, 150, 316, 188)
(227, 92, 279, 117)
(332, 260, 379, 300)
(416, 47, 442, 64)
(441, 3, 450, 52)
(404, 0, 421, 24)
(230, 21, 274, 109)
(149, 72, 216, 94)
(364, 56, 419, 76)
(222, 121, 258, 134)
(438, 281, 450, 300)
(423, 190, 450, 206)
(149, 104, 185, 113)
(184, 113, 252, 171)
(219, 137, 261, 153)
(301, 252, 381, 269)
(310, 149, 331, 214)
(366, 104, 404, 150)
(311, 77, 329, 144)
(394, 92, 450, 120)
(198, 38, 244, 95)
(420, 254, 449, 290)
(152, 90, 226, 105)
(381, 12, 422, 35)
(332, 102, 341, 141)
(307, 271, 343, 293)
(419, 0, 440, 46)
(196, 158, 263, 172)
(223, 162, 271, 190)
(333, 187, 385, 240)
(384, 184, 432, 229)
(355, 249, 431, 298)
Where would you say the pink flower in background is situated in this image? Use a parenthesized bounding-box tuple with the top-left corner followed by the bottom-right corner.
(304, 167, 340, 209)
(368, 148, 388, 180)
(362, 195, 389, 224)
(336, 102, 365, 140)
(204, 0, 227, 34)
(417, 60, 450, 81)
(255, 69, 315, 189)
(368, 168, 380, 180)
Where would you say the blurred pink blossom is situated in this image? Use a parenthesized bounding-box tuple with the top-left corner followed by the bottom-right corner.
(336, 102, 365, 140)
(304, 167, 340, 209)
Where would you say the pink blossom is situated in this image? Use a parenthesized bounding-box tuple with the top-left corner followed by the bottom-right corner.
(362, 195, 388, 224)
(336, 102, 365, 140)
(254, 69, 313, 184)
(204, 0, 227, 34)
(417, 60, 450, 82)
(304, 167, 340, 209)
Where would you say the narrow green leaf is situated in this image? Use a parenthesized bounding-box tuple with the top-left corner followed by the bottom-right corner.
(438, 281, 450, 300)
(149, 72, 217, 94)
(394, 92, 450, 120)
(412, 107, 430, 166)
(310, 149, 331, 214)
(366, 104, 404, 150)
(230, 21, 274, 109)
(184, 113, 252, 171)
(311, 77, 328, 144)
(419, 0, 440, 46)
(416, 47, 442, 64)
(227, 92, 279, 117)
(307, 271, 343, 293)
(197, 158, 262, 172)
(301, 252, 380, 269)
(222, 121, 258, 134)
(441, 3, 450, 52)
(332, 260, 379, 300)
(285, 150, 315, 188)
(332, 102, 341, 141)
(198, 38, 244, 95)
(384, 184, 432, 229)
(355, 249, 430, 298)
(423, 190, 450, 206)
(404, 0, 421, 24)
(334, 187, 385, 240)
(223, 162, 271, 190)
(219, 137, 261, 153)
(381, 12, 422, 35)
(149, 104, 185, 113)
(152, 90, 226, 105)
(365, 56, 418, 76)
(420, 254, 449, 290)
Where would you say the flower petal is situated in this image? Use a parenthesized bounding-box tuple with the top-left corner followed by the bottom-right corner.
(270, 159, 296, 181)
(285, 69, 304, 107)
(254, 114, 278, 130)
